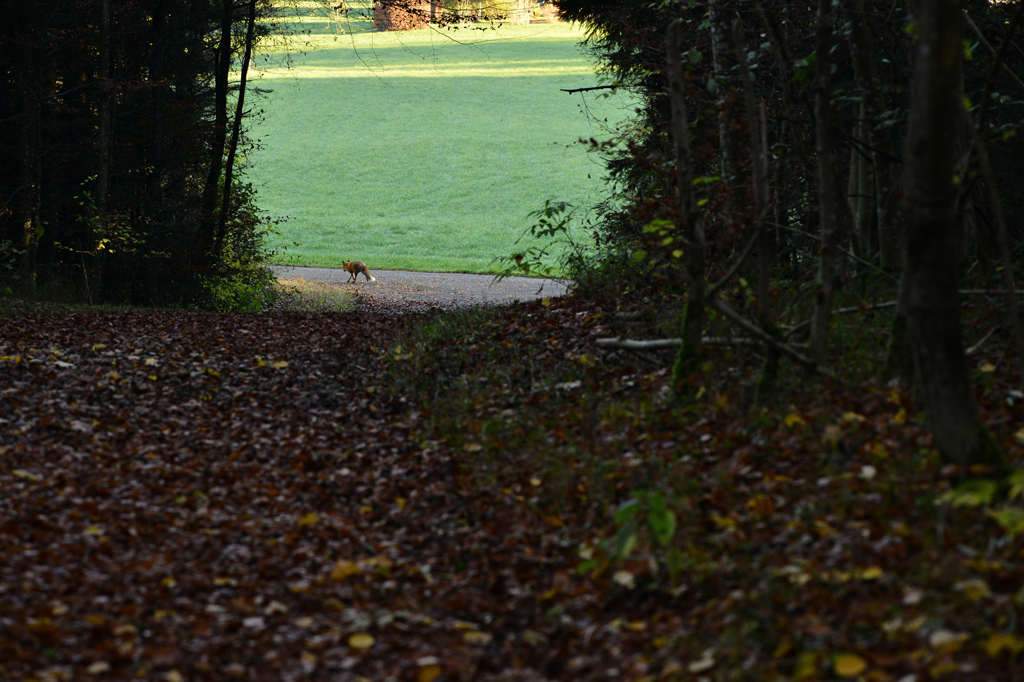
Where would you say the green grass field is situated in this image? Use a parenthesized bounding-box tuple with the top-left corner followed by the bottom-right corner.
(247, 7, 632, 273)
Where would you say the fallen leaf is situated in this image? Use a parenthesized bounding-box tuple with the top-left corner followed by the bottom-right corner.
(348, 633, 375, 650)
(833, 653, 867, 677)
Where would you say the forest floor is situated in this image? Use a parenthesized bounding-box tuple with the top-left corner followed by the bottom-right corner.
(1, 291, 1023, 681)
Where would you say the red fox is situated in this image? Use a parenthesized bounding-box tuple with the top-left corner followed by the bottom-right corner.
(342, 260, 376, 283)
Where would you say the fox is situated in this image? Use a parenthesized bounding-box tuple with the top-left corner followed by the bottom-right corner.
(342, 260, 376, 283)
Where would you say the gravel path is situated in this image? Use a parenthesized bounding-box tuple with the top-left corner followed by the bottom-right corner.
(272, 265, 569, 309)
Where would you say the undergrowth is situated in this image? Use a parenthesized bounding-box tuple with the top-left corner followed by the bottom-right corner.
(386, 292, 1024, 680)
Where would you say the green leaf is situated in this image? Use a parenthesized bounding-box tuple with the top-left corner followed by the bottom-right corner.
(988, 507, 1024, 536)
(687, 48, 702, 64)
(1007, 470, 1024, 500)
(938, 479, 997, 507)
(650, 508, 677, 547)
(613, 518, 638, 559)
(615, 498, 641, 524)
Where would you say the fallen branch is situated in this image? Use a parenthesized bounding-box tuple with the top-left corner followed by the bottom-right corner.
(596, 336, 758, 351)
(708, 296, 849, 385)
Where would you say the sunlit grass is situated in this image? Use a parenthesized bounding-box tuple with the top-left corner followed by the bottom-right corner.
(248, 13, 632, 273)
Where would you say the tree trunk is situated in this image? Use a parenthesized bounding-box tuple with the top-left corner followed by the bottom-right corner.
(809, 0, 843, 365)
(707, 0, 741, 225)
(97, 0, 112, 222)
(216, 0, 258, 254)
(901, 0, 1002, 467)
(666, 19, 706, 385)
(17, 44, 40, 291)
(198, 0, 234, 253)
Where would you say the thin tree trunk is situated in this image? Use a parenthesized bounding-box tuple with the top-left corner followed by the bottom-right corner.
(666, 19, 706, 384)
(902, 0, 1002, 467)
(707, 0, 741, 225)
(809, 0, 843, 365)
(198, 0, 234, 253)
(97, 0, 112, 222)
(18, 45, 40, 290)
(215, 0, 258, 254)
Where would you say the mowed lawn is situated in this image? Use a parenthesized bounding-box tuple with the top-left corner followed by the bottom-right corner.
(248, 11, 632, 273)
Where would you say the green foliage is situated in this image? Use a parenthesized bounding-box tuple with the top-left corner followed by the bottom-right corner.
(492, 200, 590, 282)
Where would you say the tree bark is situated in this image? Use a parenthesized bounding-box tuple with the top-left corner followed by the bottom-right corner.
(707, 0, 741, 224)
(666, 19, 706, 384)
(901, 0, 1002, 467)
(198, 0, 234, 253)
(809, 0, 843, 364)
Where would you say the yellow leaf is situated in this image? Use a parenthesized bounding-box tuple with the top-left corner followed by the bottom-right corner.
(859, 566, 884, 581)
(161, 577, 176, 588)
(463, 630, 493, 645)
(254, 356, 266, 367)
(985, 633, 1024, 657)
(842, 411, 866, 423)
(331, 559, 363, 581)
(980, 362, 996, 373)
(205, 367, 220, 376)
(108, 370, 120, 380)
(84, 525, 101, 535)
(784, 413, 805, 428)
(929, 661, 959, 678)
(893, 408, 907, 424)
(92, 344, 107, 351)
(396, 497, 406, 510)
(541, 297, 551, 307)
(746, 494, 775, 518)
(167, 670, 184, 682)
(348, 633, 375, 650)
(833, 653, 867, 677)
(85, 615, 106, 625)
(417, 665, 442, 682)
(273, 360, 288, 368)
(145, 357, 159, 366)
(298, 512, 319, 527)
(530, 477, 542, 487)
(13, 469, 40, 481)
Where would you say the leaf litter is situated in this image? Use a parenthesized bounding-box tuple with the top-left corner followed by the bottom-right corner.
(1, 298, 1023, 681)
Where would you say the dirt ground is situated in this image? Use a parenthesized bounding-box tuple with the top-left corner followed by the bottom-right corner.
(272, 266, 569, 310)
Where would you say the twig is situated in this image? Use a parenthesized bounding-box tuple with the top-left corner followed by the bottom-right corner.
(966, 327, 998, 357)
(707, 229, 762, 299)
(768, 220, 899, 282)
(965, 11, 1024, 102)
(708, 296, 849, 385)
(785, 300, 897, 339)
(560, 85, 618, 94)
